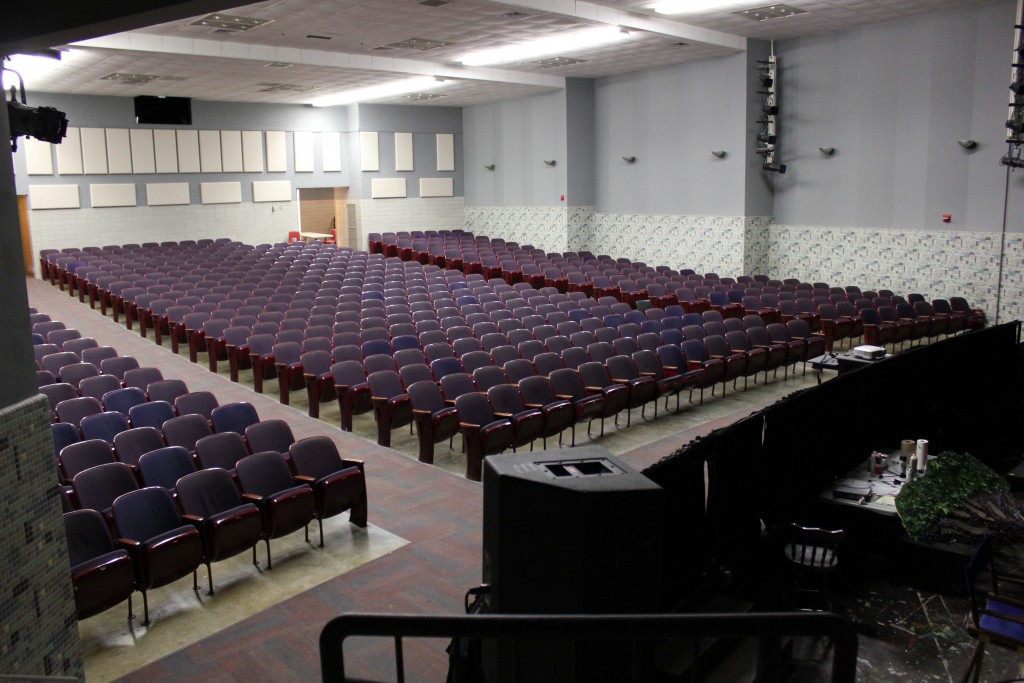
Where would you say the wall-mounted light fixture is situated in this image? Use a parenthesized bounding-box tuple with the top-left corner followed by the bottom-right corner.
(484, 164, 496, 170)
(543, 159, 556, 166)
(956, 139, 977, 149)
(622, 155, 636, 163)
(710, 150, 726, 158)
(819, 147, 835, 156)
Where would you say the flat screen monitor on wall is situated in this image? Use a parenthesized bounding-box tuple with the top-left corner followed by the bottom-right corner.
(134, 96, 192, 125)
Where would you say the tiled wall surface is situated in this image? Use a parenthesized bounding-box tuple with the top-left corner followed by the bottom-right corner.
(28, 202, 297, 260)
(567, 206, 596, 253)
(768, 224, 1019, 323)
(0, 394, 82, 679)
(586, 213, 747, 275)
(463, 206, 569, 254)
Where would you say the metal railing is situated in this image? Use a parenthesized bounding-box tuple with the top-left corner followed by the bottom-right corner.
(320, 611, 858, 683)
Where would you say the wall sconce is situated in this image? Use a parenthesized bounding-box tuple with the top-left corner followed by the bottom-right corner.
(622, 155, 637, 163)
(957, 139, 977, 150)
(710, 150, 726, 158)
(484, 164, 496, 170)
(543, 159, 556, 166)
(819, 147, 835, 156)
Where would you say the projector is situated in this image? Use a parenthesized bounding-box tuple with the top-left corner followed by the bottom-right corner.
(853, 345, 886, 360)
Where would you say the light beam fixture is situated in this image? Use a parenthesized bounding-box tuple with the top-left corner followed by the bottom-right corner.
(957, 139, 977, 149)
(622, 155, 637, 163)
(819, 147, 835, 156)
(484, 164, 496, 171)
(710, 150, 726, 158)
(762, 162, 787, 173)
(543, 159, 557, 166)
(459, 26, 629, 66)
(310, 76, 448, 107)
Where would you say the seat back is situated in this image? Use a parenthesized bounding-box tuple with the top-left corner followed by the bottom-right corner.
(112, 486, 183, 541)
(289, 436, 346, 480)
(211, 402, 260, 436)
(195, 431, 251, 470)
(236, 451, 297, 498)
(112, 427, 166, 468)
(176, 468, 244, 518)
(80, 411, 131, 444)
(162, 414, 213, 451)
(128, 400, 175, 431)
(73, 462, 139, 514)
(138, 446, 197, 490)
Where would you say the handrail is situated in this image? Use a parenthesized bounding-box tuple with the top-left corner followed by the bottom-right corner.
(320, 611, 858, 683)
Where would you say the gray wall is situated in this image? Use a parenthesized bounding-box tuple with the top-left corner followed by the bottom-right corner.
(773, 0, 1023, 232)
(463, 90, 568, 206)
(354, 103, 464, 200)
(14, 94, 354, 201)
(593, 51, 750, 216)
(566, 78, 597, 207)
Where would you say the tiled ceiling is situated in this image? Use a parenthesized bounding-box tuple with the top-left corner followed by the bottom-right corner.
(11, 0, 993, 107)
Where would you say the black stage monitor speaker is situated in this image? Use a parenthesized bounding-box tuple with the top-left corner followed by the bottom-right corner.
(134, 96, 192, 125)
(482, 446, 664, 682)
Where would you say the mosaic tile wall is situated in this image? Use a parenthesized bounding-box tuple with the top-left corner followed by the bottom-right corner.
(587, 213, 747, 275)
(567, 206, 596, 252)
(744, 216, 772, 277)
(28, 202, 296, 263)
(463, 206, 569, 254)
(0, 394, 82, 679)
(768, 224, 1022, 324)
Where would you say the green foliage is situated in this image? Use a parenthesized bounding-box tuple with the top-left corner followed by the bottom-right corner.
(895, 451, 1007, 541)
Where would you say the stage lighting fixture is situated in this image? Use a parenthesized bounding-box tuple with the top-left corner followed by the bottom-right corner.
(1007, 118, 1024, 136)
(763, 105, 779, 116)
(762, 162, 787, 174)
(756, 133, 777, 144)
(759, 74, 773, 87)
(1000, 153, 1024, 169)
(1011, 78, 1024, 95)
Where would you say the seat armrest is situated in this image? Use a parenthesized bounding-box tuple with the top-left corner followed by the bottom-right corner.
(181, 513, 204, 525)
(524, 402, 543, 409)
(611, 378, 630, 384)
(494, 411, 513, 418)
(294, 474, 316, 484)
(555, 393, 573, 400)
(412, 408, 431, 416)
(241, 492, 263, 503)
(639, 372, 655, 377)
(115, 537, 141, 549)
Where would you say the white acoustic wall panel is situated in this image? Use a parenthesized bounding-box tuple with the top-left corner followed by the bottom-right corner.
(242, 130, 264, 172)
(220, 130, 243, 173)
(129, 129, 155, 174)
(321, 132, 341, 172)
(253, 180, 292, 203)
(176, 130, 200, 173)
(201, 181, 242, 204)
(80, 128, 108, 174)
(360, 131, 379, 171)
(436, 133, 455, 171)
(24, 138, 53, 175)
(154, 130, 178, 173)
(199, 130, 222, 173)
(395, 132, 413, 172)
(266, 131, 287, 172)
(106, 129, 132, 174)
(293, 131, 314, 172)
(146, 182, 190, 206)
(419, 177, 454, 198)
(57, 127, 83, 175)
(371, 178, 406, 199)
(90, 183, 137, 208)
(29, 185, 80, 210)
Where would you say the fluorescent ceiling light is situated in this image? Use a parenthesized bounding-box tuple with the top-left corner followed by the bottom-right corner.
(459, 26, 628, 67)
(310, 76, 448, 107)
(2, 50, 83, 90)
(652, 0, 760, 14)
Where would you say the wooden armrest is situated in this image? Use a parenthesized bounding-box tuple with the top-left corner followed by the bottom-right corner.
(181, 514, 203, 524)
(584, 386, 603, 392)
(115, 538, 141, 548)
(639, 372, 655, 377)
(412, 408, 430, 416)
(524, 402, 543, 409)
(555, 393, 573, 400)
(241, 493, 263, 503)
(494, 411, 513, 418)
(294, 474, 316, 483)
(611, 378, 630, 384)
(458, 422, 481, 429)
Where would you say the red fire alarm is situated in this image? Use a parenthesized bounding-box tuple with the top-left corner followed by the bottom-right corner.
(560, 195, 565, 202)
(942, 213, 952, 223)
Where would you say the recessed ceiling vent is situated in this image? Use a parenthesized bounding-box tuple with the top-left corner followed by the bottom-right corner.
(418, 0, 451, 6)
(257, 82, 321, 92)
(532, 57, 586, 67)
(383, 38, 453, 50)
(731, 4, 807, 21)
(100, 72, 160, 85)
(190, 13, 273, 31)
